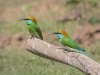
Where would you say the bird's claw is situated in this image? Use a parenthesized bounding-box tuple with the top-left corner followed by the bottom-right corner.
(30, 35, 33, 39)
(57, 47, 76, 53)
(57, 47, 70, 51)
(30, 35, 36, 39)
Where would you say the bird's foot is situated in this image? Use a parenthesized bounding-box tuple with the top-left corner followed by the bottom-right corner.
(63, 50, 77, 57)
(57, 47, 71, 52)
(30, 35, 33, 39)
(30, 35, 36, 39)
(57, 48, 70, 54)
(63, 48, 77, 55)
(57, 47, 77, 54)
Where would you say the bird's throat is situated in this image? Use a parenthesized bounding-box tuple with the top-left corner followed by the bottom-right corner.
(25, 20, 33, 25)
(56, 34, 63, 39)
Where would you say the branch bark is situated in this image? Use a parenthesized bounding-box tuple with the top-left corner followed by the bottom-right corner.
(26, 37, 100, 75)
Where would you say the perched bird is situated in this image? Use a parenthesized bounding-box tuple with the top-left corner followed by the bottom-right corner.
(18, 16, 43, 40)
(18, 16, 54, 64)
(51, 30, 89, 57)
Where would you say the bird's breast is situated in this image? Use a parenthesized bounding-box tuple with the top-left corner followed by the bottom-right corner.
(27, 25, 37, 35)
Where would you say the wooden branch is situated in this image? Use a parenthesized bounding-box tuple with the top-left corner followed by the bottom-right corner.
(26, 37, 100, 75)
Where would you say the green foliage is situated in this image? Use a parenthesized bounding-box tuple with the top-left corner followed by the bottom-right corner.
(65, 0, 83, 6)
(88, 0, 98, 8)
(88, 17, 100, 25)
(65, 0, 98, 7)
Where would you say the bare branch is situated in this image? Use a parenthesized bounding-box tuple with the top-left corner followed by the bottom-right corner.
(26, 37, 100, 75)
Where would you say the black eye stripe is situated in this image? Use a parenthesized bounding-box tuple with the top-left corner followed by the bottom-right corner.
(56, 33, 61, 34)
(25, 19, 30, 20)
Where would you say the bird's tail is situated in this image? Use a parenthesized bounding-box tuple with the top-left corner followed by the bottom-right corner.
(77, 50, 90, 58)
(65, 47, 90, 58)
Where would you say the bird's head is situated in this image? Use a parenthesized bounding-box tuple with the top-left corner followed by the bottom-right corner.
(51, 30, 68, 39)
(18, 16, 37, 25)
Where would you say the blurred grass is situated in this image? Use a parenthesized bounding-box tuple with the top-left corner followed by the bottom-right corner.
(0, 0, 100, 75)
(0, 49, 85, 75)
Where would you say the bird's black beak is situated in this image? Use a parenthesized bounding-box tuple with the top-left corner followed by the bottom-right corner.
(48, 32, 57, 35)
(18, 18, 25, 21)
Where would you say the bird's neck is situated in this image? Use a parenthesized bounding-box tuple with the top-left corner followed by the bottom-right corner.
(56, 34, 63, 39)
(56, 34, 70, 39)
(25, 20, 36, 25)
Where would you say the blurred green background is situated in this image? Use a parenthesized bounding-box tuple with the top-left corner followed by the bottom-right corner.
(0, 0, 100, 75)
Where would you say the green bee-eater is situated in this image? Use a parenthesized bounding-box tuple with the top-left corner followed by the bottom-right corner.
(19, 16, 43, 40)
(19, 16, 54, 64)
(51, 30, 89, 57)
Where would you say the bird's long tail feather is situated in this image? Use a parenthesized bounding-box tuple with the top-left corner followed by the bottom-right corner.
(77, 50, 90, 58)
(65, 47, 90, 58)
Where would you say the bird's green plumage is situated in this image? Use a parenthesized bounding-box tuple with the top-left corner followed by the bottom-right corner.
(61, 36, 84, 51)
(19, 16, 43, 40)
(19, 16, 55, 64)
(27, 22, 43, 40)
(53, 30, 90, 57)
(21, 16, 43, 40)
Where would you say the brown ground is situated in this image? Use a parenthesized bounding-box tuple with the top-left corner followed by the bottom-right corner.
(74, 24, 100, 45)
(0, 34, 26, 49)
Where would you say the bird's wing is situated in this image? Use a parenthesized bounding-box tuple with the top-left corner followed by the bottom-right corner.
(61, 37, 84, 51)
(35, 25, 43, 40)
